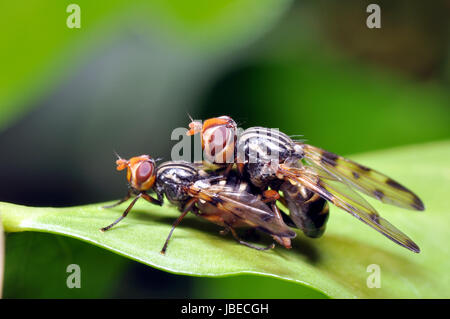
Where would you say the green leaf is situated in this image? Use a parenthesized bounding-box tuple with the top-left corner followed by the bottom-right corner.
(1, 140, 449, 298)
(0, 216, 4, 298)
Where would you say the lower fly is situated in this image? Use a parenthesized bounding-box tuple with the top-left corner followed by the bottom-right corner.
(103, 157, 295, 254)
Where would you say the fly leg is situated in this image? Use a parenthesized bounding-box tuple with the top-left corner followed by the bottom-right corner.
(262, 189, 293, 249)
(223, 164, 234, 176)
(269, 204, 294, 249)
(141, 192, 163, 206)
(236, 163, 245, 176)
(100, 193, 141, 232)
(262, 189, 285, 222)
(160, 197, 197, 255)
(227, 226, 275, 251)
(102, 190, 131, 209)
(261, 189, 280, 204)
(277, 194, 289, 207)
(190, 205, 201, 216)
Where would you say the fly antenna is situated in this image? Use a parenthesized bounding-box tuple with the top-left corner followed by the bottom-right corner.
(113, 150, 123, 160)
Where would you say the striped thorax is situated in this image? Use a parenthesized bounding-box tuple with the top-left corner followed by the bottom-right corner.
(155, 161, 199, 206)
(236, 127, 304, 188)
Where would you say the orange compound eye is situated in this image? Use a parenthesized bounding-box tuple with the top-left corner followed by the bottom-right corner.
(114, 155, 156, 191)
(128, 156, 156, 191)
(185, 116, 238, 164)
(200, 116, 237, 164)
(207, 126, 230, 148)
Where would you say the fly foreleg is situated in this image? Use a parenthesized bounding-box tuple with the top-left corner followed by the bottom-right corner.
(160, 197, 197, 255)
(100, 193, 141, 232)
(102, 190, 132, 209)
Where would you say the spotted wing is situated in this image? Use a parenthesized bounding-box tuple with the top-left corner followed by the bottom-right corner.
(278, 164, 420, 253)
(300, 144, 424, 211)
(195, 184, 296, 238)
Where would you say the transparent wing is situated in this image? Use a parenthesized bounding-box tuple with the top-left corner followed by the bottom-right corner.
(278, 164, 420, 253)
(300, 144, 424, 211)
(194, 184, 296, 238)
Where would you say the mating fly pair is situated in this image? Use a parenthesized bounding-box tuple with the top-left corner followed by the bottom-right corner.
(102, 115, 424, 254)
(185, 116, 425, 253)
(101, 156, 297, 254)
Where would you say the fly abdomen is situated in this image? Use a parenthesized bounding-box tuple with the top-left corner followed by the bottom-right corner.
(280, 182, 329, 238)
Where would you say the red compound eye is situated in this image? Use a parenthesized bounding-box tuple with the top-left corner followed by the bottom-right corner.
(209, 126, 230, 148)
(136, 161, 153, 185)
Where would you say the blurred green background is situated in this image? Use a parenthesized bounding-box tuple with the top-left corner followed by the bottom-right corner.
(0, 0, 448, 298)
